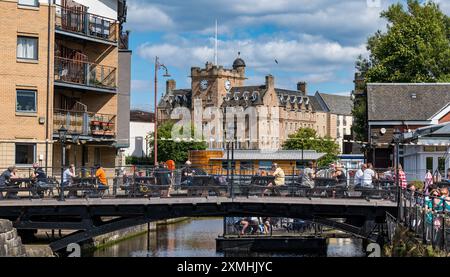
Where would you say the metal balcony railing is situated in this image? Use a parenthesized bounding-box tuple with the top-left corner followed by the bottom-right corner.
(55, 4, 118, 43)
(53, 109, 116, 137)
(55, 56, 117, 89)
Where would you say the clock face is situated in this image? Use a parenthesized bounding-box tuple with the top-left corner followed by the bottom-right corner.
(225, 80, 231, 91)
(200, 79, 208, 91)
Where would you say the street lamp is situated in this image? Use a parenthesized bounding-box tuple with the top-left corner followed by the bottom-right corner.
(393, 128, 402, 221)
(154, 56, 171, 166)
(371, 133, 379, 168)
(58, 126, 68, 201)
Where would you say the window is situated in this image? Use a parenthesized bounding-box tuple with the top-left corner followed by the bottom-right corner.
(296, 161, 306, 169)
(239, 161, 253, 171)
(15, 143, 35, 165)
(18, 0, 38, 6)
(259, 161, 273, 170)
(16, 90, 36, 112)
(17, 36, 38, 60)
(426, 157, 434, 172)
(221, 160, 235, 170)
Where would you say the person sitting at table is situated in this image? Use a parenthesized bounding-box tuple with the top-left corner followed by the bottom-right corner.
(31, 163, 48, 189)
(63, 164, 76, 198)
(95, 164, 108, 190)
(181, 160, 195, 186)
(333, 164, 347, 187)
(302, 161, 316, 188)
(0, 166, 18, 199)
(261, 163, 285, 196)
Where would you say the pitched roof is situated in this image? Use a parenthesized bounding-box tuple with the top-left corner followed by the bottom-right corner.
(367, 83, 450, 121)
(159, 89, 192, 108)
(309, 95, 325, 112)
(210, 150, 326, 161)
(316, 92, 353, 115)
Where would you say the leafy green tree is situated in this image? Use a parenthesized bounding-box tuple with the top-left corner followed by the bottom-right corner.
(282, 128, 339, 167)
(366, 0, 450, 83)
(148, 121, 207, 164)
(352, 0, 450, 139)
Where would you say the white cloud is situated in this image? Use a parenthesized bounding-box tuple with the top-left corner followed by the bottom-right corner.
(127, 2, 174, 31)
(136, 34, 367, 90)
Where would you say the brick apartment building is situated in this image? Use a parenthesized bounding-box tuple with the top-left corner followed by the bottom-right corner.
(0, 0, 131, 177)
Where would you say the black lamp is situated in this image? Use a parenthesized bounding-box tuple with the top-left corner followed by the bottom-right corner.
(58, 126, 68, 201)
(58, 126, 68, 143)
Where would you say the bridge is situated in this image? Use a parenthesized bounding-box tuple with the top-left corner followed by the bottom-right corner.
(0, 195, 397, 252)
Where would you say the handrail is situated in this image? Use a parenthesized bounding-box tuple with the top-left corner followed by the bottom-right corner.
(55, 3, 118, 42)
(55, 56, 117, 89)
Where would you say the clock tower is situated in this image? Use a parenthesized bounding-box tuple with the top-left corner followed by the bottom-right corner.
(191, 55, 246, 108)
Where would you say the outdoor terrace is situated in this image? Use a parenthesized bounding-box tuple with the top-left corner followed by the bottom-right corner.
(53, 109, 116, 138)
(55, 4, 118, 45)
(54, 56, 117, 92)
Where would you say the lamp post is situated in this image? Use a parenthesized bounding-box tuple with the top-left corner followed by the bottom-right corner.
(154, 56, 171, 166)
(393, 128, 402, 221)
(371, 133, 379, 168)
(58, 126, 68, 201)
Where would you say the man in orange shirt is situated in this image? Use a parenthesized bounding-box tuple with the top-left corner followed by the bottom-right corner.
(95, 164, 108, 189)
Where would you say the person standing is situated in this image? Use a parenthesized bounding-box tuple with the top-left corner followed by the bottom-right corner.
(397, 164, 407, 190)
(362, 163, 376, 188)
(354, 164, 366, 188)
(424, 170, 433, 195)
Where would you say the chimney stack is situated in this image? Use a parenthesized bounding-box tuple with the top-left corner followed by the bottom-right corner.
(265, 75, 274, 89)
(297, 82, 306, 95)
(166, 79, 176, 94)
(354, 73, 365, 92)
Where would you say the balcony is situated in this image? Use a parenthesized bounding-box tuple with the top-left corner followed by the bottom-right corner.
(55, 4, 118, 45)
(53, 109, 116, 138)
(54, 56, 117, 92)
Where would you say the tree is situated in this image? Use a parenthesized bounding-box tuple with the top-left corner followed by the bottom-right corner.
(148, 121, 207, 164)
(282, 128, 339, 167)
(352, 0, 450, 139)
(366, 0, 450, 83)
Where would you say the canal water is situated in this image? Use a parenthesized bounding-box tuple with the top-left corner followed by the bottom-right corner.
(92, 218, 365, 257)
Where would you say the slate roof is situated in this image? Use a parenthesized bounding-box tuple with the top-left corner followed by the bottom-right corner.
(315, 92, 353, 115)
(210, 150, 326, 161)
(159, 89, 192, 109)
(222, 85, 267, 107)
(367, 83, 450, 121)
(309, 95, 325, 112)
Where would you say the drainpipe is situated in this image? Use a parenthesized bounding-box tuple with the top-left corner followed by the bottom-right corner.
(45, 0, 52, 173)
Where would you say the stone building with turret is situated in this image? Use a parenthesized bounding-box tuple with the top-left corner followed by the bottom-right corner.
(158, 55, 336, 151)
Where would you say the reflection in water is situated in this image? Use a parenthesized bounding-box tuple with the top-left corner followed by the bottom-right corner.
(92, 218, 365, 257)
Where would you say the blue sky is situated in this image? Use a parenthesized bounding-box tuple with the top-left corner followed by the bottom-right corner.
(124, 0, 450, 111)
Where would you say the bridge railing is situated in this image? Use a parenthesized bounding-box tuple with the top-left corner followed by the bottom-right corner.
(396, 188, 450, 253)
(0, 165, 407, 202)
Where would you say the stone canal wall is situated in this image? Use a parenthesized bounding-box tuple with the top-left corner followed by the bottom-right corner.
(0, 219, 26, 257)
(91, 217, 189, 249)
